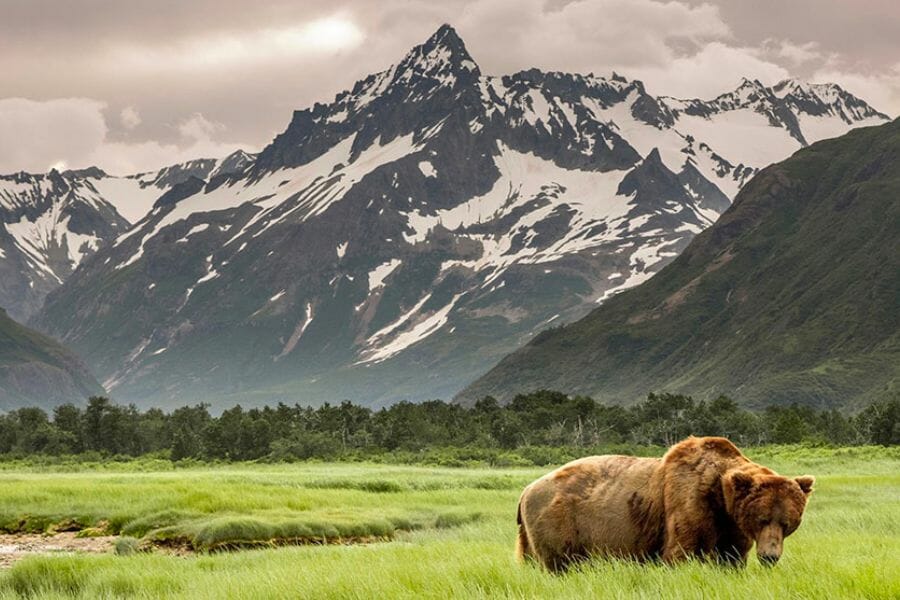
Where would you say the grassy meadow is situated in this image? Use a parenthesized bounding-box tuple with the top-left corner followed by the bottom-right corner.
(0, 445, 897, 599)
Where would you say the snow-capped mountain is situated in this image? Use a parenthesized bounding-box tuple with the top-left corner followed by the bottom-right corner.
(30, 25, 889, 408)
(0, 151, 253, 321)
(0, 168, 130, 323)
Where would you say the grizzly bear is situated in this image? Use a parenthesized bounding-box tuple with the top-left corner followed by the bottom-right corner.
(516, 436, 814, 571)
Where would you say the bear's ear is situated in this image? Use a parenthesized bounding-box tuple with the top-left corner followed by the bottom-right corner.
(795, 475, 815, 495)
(728, 471, 754, 496)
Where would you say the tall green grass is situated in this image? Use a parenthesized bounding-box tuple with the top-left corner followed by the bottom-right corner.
(0, 446, 897, 598)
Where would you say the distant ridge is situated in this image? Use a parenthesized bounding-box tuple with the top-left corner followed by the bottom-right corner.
(0, 307, 103, 409)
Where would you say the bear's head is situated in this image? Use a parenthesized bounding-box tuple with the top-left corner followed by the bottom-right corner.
(722, 470, 814, 566)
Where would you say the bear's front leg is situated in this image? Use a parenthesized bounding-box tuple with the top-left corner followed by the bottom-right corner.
(714, 532, 752, 567)
(662, 514, 715, 564)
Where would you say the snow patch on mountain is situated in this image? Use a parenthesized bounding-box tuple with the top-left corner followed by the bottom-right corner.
(277, 302, 314, 360)
(177, 223, 210, 243)
(5, 214, 76, 283)
(418, 161, 437, 177)
(584, 91, 687, 170)
(368, 259, 402, 290)
(678, 109, 801, 166)
(88, 177, 167, 224)
(360, 293, 464, 364)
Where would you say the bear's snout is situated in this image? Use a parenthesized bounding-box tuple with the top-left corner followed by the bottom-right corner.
(756, 523, 784, 566)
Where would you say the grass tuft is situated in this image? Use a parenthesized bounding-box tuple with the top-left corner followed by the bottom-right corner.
(6, 557, 86, 597)
(305, 478, 407, 493)
(114, 537, 141, 556)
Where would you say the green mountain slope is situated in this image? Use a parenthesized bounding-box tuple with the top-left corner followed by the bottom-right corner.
(458, 119, 900, 410)
(0, 308, 103, 409)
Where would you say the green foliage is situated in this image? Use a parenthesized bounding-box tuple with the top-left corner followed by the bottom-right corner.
(1, 393, 898, 467)
(858, 396, 900, 445)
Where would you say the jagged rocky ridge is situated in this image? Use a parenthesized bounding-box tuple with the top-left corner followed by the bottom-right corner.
(27, 25, 889, 408)
(0, 151, 254, 322)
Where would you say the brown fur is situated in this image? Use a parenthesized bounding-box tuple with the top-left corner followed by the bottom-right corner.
(516, 436, 814, 571)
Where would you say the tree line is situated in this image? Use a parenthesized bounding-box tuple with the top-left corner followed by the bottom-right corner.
(0, 392, 898, 464)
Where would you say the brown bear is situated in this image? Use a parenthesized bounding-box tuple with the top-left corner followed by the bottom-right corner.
(516, 436, 814, 571)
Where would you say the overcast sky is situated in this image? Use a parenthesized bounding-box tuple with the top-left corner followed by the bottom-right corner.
(2, 0, 898, 175)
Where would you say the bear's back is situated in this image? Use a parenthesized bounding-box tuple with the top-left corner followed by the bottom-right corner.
(519, 455, 665, 560)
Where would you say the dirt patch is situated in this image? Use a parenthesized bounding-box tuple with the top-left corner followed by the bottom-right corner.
(0, 532, 117, 569)
(147, 534, 393, 554)
(0, 531, 398, 568)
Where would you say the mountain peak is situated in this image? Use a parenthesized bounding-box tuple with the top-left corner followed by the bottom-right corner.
(736, 77, 768, 94)
(714, 77, 771, 106)
(224, 149, 251, 160)
(63, 166, 108, 179)
(772, 78, 820, 98)
(430, 23, 462, 44)
(643, 147, 664, 164)
(738, 77, 765, 88)
(771, 78, 890, 120)
(396, 24, 480, 85)
(424, 24, 467, 55)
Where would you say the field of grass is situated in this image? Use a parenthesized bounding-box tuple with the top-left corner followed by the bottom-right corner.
(0, 445, 897, 599)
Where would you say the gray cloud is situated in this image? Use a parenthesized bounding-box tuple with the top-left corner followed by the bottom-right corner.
(1, 0, 897, 173)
